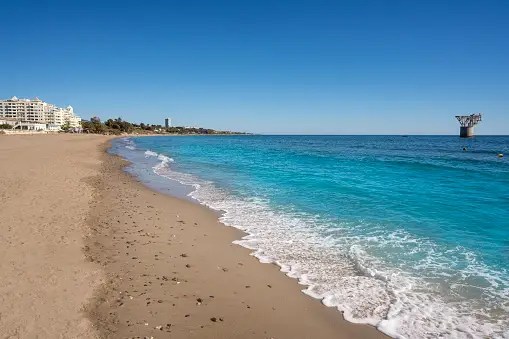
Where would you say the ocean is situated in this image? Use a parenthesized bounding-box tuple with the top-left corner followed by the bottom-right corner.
(110, 135, 509, 338)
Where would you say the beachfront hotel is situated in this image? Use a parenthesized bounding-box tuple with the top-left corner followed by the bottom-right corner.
(0, 96, 81, 131)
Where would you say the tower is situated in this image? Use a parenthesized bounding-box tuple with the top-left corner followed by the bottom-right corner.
(164, 118, 171, 128)
(455, 113, 482, 138)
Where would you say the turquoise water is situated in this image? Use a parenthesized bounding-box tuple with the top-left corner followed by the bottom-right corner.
(112, 135, 509, 338)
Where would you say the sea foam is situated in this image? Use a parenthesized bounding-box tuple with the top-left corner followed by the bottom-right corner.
(144, 150, 158, 157)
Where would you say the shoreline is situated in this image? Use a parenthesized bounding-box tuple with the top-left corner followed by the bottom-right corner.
(87, 138, 387, 338)
(0, 134, 386, 339)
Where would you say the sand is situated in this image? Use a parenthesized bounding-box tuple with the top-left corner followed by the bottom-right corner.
(0, 134, 386, 339)
(0, 134, 108, 338)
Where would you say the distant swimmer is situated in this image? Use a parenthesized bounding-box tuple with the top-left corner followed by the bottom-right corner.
(463, 147, 467, 151)
(498, 153, 504, 158)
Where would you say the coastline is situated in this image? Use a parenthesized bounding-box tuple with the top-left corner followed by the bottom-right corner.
(88, 138, 387, 338)
(0, 134, 386, 339)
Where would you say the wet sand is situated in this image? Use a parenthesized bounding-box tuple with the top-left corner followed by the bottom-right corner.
(0, 134, 387, 339)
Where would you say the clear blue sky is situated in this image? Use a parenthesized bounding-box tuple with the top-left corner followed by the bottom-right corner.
(1, 0, 508, 134)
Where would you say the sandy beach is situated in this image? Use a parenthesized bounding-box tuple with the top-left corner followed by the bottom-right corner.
(0, 134, 386, 339)
(0, 134, 107, 338)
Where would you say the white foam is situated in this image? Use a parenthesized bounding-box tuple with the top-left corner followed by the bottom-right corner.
(141, 148, 176, 171)
(157, 154, 174, 164)
(121, 138, 137, 150)
(153, 154, 174, 171)
(144, 150, 158, 157)
(145, 158, 508, 338)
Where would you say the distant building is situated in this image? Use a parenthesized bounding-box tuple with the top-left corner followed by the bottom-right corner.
(0, 96, 81, 130)
(165, 118, 172, 128)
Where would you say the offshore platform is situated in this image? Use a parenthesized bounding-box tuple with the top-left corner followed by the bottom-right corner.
(455, 113, 482, 138)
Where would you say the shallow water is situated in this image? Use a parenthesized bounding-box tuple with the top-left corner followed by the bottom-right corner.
(111, 135, 509, 338)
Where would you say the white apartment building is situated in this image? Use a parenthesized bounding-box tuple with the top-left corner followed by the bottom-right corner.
(0, 96, 81, 129)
